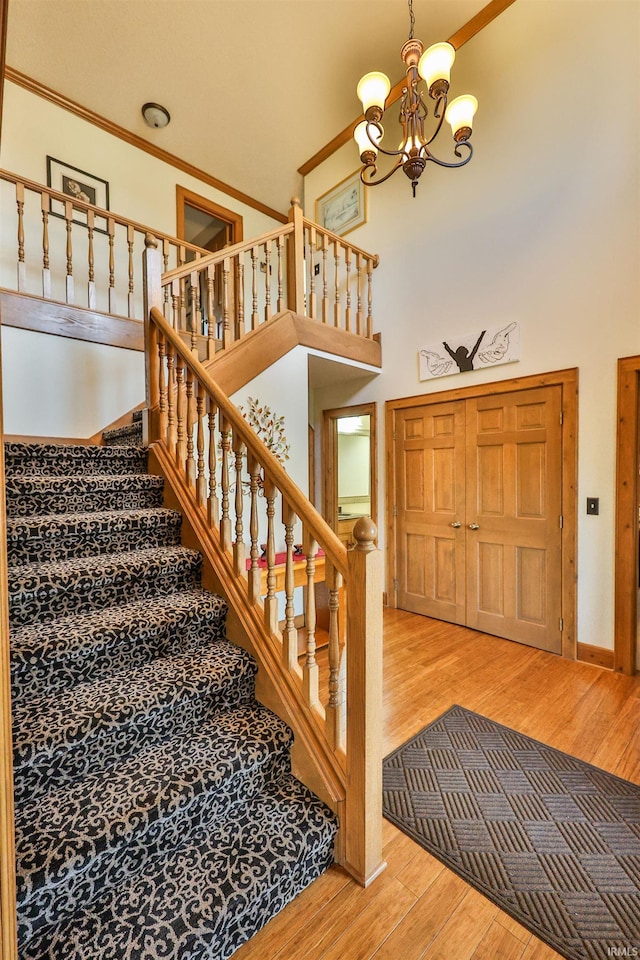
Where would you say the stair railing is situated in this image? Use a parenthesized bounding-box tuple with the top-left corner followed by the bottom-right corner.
(144, 236, 385, 886)
(157, 200, 379, 360)
(0, 169, 209, 320)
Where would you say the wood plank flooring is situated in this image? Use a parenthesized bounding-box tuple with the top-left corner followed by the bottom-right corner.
(233, 609, 640, 960)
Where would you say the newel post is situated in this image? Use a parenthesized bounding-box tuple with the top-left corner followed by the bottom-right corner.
(344, 517, 386, 886)
(287, 197, 305, 316)
(143, 233, 162, 443)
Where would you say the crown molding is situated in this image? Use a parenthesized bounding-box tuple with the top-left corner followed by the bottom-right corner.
(298, 0, 517, 178)
(5, 67, 288, 224)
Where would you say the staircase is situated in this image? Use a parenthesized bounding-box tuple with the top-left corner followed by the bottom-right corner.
(5, 437, 338, 959)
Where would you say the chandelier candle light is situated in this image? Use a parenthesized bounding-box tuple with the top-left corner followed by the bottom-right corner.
(354, 0, 478, 196)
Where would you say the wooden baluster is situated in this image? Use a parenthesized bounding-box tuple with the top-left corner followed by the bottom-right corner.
(108, 217, 116, 313)
(166, 344, 177, 454)
(325, 562, 345, 750)
(345, 246, 352, 333)
(233, 431, 246, 576)
(171, 278, 181, 331)
(333, 239, 341, 329)
(356, 252, 364, 336)
(263, 478, 278, 634)
(207, 264, 216, 358)
(276, 235, 285, 312)
(189, 270, 199, 353)
(180, 277, 188, 332)
(158, 333, 168, 444)
(196, 385, 206, 507)
(264, 241, 272, 322)
(162, 239, 170, 318)
(207, 398, 219, 526)
(175, 359, 186, 469)
(87, 209, 96, 309)
(64, 199, 74, 304)
(282, 503, 298, 670)
(222, 257, 230, 348)
(367, 257, 374, 338)
(251, 245, 259, 330)
(308, 226, 317, 320)
(16, 182, 25, 292)
(237, 256, 245, 337)
(247, 454, 262, 604)
(303, 536, 319, 707)
(41, 191, 51, 298)
(127, 224, 135, 317)
(220, 415, 232, 551)
(185, 368, 196, 487)
(322, 233, 329, 324)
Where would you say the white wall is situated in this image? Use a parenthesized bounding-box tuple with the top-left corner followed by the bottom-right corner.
(304, 1, 640, 652)
(0, 81, 282, 437)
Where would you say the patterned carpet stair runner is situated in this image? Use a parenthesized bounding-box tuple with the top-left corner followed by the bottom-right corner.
(5, 440, 338, 960)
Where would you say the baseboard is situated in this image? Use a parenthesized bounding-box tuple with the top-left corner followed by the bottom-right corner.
(577, 643, 614, 670)
(4, 434, 92, 445)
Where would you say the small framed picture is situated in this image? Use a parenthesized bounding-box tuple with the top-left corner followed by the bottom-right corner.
(315, 170, 367, 237)
(46, 156, 110, 226)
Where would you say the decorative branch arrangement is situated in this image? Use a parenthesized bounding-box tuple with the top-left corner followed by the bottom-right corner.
(238, 397, 290, 466)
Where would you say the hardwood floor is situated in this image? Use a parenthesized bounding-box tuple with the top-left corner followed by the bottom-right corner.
(233, 609, 640, 960)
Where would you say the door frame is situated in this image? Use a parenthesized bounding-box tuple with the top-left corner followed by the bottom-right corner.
(614, 355, 640, 675)
(385, 367, 578, 660)
(322, 402, 378, 534)
(176, 185, 244, 246)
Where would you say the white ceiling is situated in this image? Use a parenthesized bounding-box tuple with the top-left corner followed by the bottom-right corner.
(5, 0, 491, 214)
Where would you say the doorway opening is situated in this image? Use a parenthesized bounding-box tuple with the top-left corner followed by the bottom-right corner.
(322, 403, 377, 549)
(176, 186, 243, 341)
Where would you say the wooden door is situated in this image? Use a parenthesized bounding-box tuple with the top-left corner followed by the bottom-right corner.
(393, 385, 563, 653)
(465, 386, 562, 652)
(395, 400, 466, 623)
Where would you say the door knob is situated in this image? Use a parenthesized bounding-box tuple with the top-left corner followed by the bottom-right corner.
(450, 521, 461, 528)
(468, 522, 480, 530)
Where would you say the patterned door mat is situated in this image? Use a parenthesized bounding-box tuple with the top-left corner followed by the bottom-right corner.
(383, 705, 640, 960)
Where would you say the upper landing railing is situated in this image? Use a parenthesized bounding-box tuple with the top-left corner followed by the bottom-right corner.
(0, 172, 380, 358)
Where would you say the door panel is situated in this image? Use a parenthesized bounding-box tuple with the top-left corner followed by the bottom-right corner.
(465, 386, 562, 652)
(393, 384, 563, 654)
(396, 401, 466, 623)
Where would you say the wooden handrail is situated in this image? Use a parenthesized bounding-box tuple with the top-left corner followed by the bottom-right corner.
(302, 217, 379, 265)
(161, 223, 295, 286)
(150, 305, 347, 575)
(0, 169, 207, 258)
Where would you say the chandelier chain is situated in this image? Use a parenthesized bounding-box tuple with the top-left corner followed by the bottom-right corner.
(408, 0, 415, 40)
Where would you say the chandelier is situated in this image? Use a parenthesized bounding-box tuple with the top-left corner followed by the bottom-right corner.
(354, 0, 478, 197)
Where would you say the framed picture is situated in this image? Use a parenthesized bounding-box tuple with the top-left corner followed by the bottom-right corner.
(46, 156, 110, 226)
(315, 170, 367, 237)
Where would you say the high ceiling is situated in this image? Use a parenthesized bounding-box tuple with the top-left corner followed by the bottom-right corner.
(6, 0, 493, 214)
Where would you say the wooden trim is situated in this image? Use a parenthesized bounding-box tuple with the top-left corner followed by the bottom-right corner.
(5, 68, 288, 225)
(385, 367, 578, 661)
(0, 290, 144, 351)
(0, 328, 19, 960)
(176, 186, 244, 245)
(4, 433, 92, 445)
(297, 0, 517, 177)
(0, 0, 9, 145)
(614, 355, 640, 675)
(203, 310, 381, 397)
(577, 643, 614, 670)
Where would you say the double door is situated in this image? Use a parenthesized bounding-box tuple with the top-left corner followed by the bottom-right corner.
(394, 385, 562, 654)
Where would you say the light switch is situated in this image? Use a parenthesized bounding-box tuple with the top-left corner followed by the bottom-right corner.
(586, 498, 599, 515)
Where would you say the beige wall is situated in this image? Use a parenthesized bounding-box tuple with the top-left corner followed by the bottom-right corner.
(305, 1, 640, 652)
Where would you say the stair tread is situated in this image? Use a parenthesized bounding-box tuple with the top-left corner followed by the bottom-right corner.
(16, 704, 292, 902)
(19, 777, 337, 960)
(8, 543, 199, 582)
(7, 506, 180, 532)
(6, 473, 164, 492)
(4, 443, 148, 477)
(12, 639, 256, 761)
(11, 588, 227, 666)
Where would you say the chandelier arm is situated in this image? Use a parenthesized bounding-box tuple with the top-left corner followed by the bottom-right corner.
(360, 157, 406, 186)
(364, 120, 407, 160)
(424, 95, 448, 147)
(423, 141, 474, 168)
